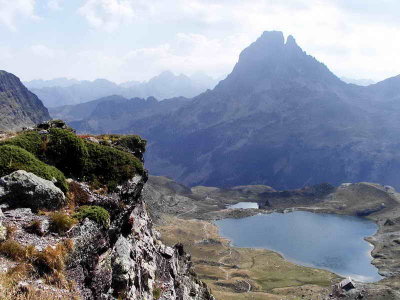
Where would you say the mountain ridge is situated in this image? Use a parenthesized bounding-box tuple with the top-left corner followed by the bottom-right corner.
(26, 71, 217, 107)
(0, 70, 50, 132)
(58, 31, 400, 190)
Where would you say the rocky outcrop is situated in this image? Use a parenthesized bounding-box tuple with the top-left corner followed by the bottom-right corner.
(0, 170, 66, 211)
(66, 176, 214, 300)
(0, 70, 50, 132)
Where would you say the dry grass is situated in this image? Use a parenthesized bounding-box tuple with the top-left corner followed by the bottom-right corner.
(49, 212, 77, 234)
(67, 181, 90, 208)
(0, 239, 77, 299)
(25, 219, 44, 236)
(5, 225, 17, 240)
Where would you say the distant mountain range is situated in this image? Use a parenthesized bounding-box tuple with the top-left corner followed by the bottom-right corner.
(0, 70, 50, 132)
(55, 31, 400, 190)
(24, 71, 218, 107)
(341, 77, 376, 86)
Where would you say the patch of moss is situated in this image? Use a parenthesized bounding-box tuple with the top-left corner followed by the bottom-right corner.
(0, 145, 68, 192)
(74, 205, 110, 228)
(153, 286, 162, 299)
(113, 135, 146, 155)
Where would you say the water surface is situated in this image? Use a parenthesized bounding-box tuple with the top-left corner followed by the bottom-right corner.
(228, 202, 259, 209)
(215, 211, 381, 282)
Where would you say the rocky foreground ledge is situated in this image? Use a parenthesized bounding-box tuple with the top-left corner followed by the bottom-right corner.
(0, 121, 214, 300)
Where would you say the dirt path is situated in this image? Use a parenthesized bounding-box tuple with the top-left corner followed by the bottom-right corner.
(177, 205, 197, 217)
(218, 248, 232, 280)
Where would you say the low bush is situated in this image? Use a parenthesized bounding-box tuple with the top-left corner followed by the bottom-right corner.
(84, 142, 144, 191)
(49, 212, 77, 234)
(45, 128, 89, 178)
(74, 205, 110, 228)
(0, 128, 145, 193)
(0, 145, 68, 192)
(0, 131, 44, 157)
(113, 135, 147, 158)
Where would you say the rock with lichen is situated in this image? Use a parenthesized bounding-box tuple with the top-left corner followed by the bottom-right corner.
(0, 170, 66, 211)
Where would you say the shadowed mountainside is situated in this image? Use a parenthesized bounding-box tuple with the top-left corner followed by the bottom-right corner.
(0, 71, 50, 132)
(59, 31, 400, 190)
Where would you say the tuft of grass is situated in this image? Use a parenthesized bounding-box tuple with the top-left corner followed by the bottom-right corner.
(5, 225, 17, 240)
(0, 240, 28, 261)
(74, 205, 110, 229)
(67, 181, 90, 207)
(33, 240, 73, 275)
(0, 239, 78, 299)
(0, 145, 68, 193)
(49, 212, 77, 234)
(25, 219, 44, 236)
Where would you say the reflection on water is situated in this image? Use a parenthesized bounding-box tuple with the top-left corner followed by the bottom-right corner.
(215, 211, 381, 282)
(228, 202, 259, 209)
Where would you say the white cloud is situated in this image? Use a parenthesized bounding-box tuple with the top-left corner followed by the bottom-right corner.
(0, 0, 37, 30)
(78, 0, 136, 32)
(30, 44, 62, 58)
(47, 0, 63, 11)
(4, 0, 400, 82)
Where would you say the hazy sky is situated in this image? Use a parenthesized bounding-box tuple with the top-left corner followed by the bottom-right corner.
(1, 0, 399, 83)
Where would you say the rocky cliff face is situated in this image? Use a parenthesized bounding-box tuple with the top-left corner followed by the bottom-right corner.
(0, 71, 50, 132)
(0, 124, 214, 300)
(66, 176, 214, 300)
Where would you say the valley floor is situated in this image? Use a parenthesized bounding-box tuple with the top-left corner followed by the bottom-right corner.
(157, 216, 338, 300)
(145, 176, 400, 300)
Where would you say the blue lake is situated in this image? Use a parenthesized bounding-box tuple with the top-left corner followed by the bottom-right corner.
(215, 211, 381, 282)
(228, 202, 259, 209)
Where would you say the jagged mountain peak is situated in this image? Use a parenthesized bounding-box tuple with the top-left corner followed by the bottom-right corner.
(217, 31, 341, 93)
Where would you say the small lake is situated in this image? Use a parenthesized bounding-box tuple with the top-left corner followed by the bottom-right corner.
(215, 211, 381, 282)
(228, 202, 259, 209)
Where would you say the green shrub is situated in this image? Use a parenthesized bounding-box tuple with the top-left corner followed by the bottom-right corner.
(114, 135, 146, 157)
(0, 145, 68, 192)
(49, 212, 77, 234)
(0, 131, 44, 157)
(46, 128, 88, 178)
(74, 205, 110, 228)
(0, 129, 145, 192)
(84, 142, 144, 190)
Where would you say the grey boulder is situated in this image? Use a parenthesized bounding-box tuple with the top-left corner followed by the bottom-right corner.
(0, 170, 66, 211)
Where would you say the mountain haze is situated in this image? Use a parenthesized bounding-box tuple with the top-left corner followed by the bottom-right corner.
(28, 71, 217, 107)
(62, 31, 400, 190)
(0, 70, 50, 132)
